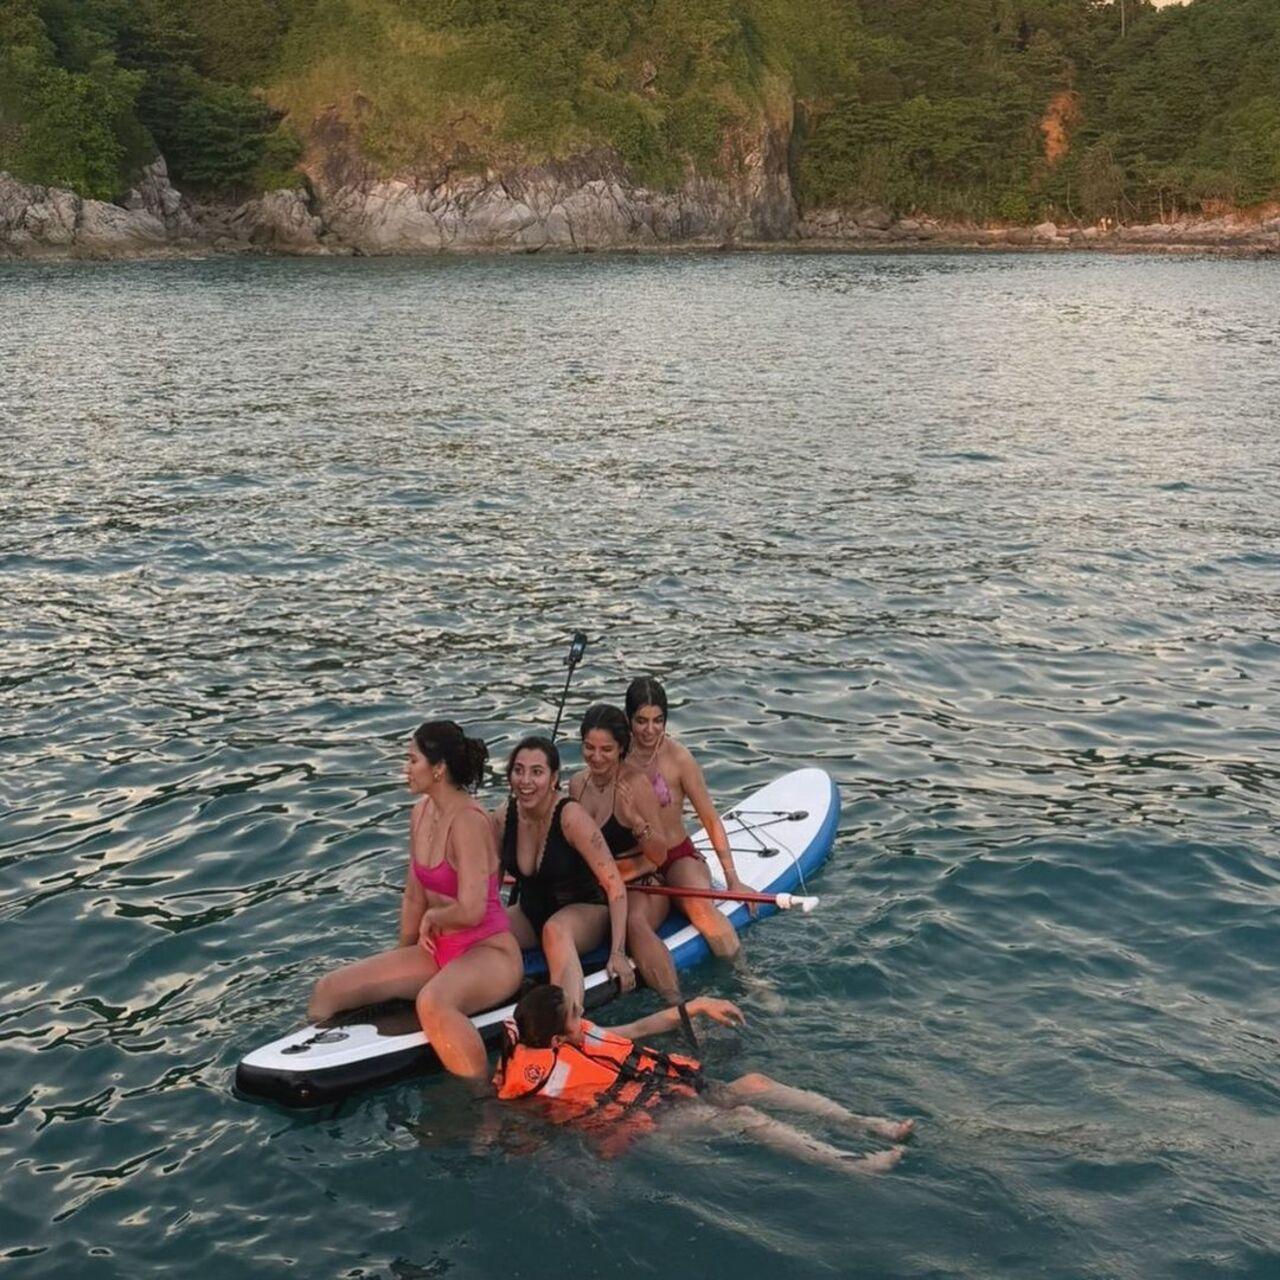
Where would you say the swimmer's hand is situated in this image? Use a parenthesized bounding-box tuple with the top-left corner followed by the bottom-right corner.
(690, 997, 746, 1028)
(607, 949, 637, 994)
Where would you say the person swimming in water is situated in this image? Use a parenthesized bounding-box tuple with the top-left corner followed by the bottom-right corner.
(494, 984, 913, 1173)
(567, 704, 683, 1005)
(307, 721, 523, 1082)
(494, 735, 635, 1015)
(625, 676, 749, 959)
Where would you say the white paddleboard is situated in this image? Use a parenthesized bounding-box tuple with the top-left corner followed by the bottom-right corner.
(235, 767, 838, 1107)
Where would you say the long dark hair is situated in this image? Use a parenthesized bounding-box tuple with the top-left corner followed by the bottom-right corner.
(625, 676, 668, 722)
(580, 703, 631, 758)
(412, 720, 488, 791)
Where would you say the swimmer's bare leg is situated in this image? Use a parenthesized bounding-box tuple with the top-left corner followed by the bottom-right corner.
(684, 1100, 905, 1175)
(719, 1073, 916, 1142)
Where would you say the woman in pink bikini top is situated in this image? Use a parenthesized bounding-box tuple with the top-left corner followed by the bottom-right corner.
(306, 720, 522, 1081)
(410, 801, 510, 967)
(624, 676, 752, 962)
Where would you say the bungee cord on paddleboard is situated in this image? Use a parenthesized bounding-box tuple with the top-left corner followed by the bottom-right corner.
(720, 810, 810, 895)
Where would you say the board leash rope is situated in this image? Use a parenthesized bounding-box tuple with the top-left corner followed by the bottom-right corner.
(725, 810, 810, 895)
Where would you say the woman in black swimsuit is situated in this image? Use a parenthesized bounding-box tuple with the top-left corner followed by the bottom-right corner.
(567, 705, 683, 1005)
(494, 736, 635, 1012)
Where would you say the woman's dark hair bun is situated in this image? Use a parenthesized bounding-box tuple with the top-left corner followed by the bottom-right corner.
(413, 719, 489, 791)
(464, 737, 489, 788)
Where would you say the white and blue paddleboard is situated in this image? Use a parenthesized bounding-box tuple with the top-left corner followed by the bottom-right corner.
(235, 767, 839, 1108)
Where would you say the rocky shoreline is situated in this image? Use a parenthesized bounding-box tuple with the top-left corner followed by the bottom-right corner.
(795, 207, 1280, 254)
(4, 156, 1278, 262)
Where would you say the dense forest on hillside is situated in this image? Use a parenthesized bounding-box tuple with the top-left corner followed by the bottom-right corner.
(799, 0, 1280, 221)
(1, 0, 1277, 222)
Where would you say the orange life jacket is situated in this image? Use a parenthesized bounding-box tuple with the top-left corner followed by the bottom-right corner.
(495, 1020, 703, 1121)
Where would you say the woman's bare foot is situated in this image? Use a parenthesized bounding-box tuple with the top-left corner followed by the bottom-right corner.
(847, 1144, 907, 1174)
(865, 1117, 916, 1142)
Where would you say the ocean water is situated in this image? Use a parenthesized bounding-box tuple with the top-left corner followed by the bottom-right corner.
(1, 251, 1278, 1279)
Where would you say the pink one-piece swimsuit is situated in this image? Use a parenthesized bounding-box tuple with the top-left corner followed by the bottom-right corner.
(412, 823, 511, 967)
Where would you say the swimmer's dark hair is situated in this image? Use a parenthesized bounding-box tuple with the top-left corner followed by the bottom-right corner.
(580, 703, 631, 758)
(412, 720, 488, 791)
(505, 735, 561, 784)
(625, 676, 668, 722)
(515, 984, 568, 1048)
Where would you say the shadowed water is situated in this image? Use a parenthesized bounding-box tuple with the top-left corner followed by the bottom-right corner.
(1, 252, 1278, 1278)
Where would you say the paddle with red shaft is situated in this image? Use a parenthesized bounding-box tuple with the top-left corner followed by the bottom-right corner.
(626, 882, 820, 913)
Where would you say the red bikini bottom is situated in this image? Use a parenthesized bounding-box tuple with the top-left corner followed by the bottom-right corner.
(661, 836, 703, 873)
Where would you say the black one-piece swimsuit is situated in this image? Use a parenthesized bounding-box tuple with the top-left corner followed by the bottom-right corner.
(502, 799, 605, 933)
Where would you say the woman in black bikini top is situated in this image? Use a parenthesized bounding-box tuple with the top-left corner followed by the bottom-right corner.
(495, 736, 633, 1012)
(568, 705, 670, 870)
(598, 809, 636, 858)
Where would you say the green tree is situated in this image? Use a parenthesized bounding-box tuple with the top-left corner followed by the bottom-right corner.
(0, 0, 143, 197)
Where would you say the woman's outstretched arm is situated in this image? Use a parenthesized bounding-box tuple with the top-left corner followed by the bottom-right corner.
(605, 996, 746, 1041)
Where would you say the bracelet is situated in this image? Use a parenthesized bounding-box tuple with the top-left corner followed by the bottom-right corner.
(675, 1000, 699, 1049)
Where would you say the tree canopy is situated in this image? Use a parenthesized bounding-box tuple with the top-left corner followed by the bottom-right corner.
(0, 0, 1276, 221)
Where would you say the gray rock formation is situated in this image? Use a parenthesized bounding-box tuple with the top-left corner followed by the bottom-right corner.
(1, 160, 191, 258)
(1, 96, 800, 259)
(3, 113, 1277, 260)
(306, 112, 796, 254)
(226, 189, 330, 253)
(124, 158, 196, 236)
(856, 206, 893, 230)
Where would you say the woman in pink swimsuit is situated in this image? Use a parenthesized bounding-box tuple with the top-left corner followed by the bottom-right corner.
(625, 677, 750, 959)
(307, 720, 523, 1080)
